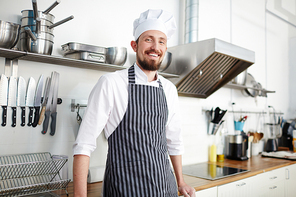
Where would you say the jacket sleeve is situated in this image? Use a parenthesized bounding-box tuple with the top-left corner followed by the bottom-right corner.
(73, 75, 113, 157)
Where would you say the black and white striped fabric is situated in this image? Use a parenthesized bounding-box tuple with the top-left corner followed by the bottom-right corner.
(103, 65, 178, 197)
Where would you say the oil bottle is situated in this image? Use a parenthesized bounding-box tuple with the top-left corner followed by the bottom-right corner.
(210, 135, 217, 162)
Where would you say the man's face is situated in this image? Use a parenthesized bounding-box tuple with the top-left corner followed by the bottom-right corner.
(131, 30, 167, 71)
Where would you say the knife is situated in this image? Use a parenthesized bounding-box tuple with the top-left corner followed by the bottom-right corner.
(26, 77, 36, 126)
(32, 75, 44, 127)
(0, 74, 8, 127)
(17, 76, 27, 127)
(42, 72, 56, 134)
(50, 72, 59, 136)
(38, 77, 50, 125)
(8, 76, 17, 127)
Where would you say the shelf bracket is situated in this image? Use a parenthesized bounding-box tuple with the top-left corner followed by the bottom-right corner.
(4, 58, 18, 78)
(71, 99, 87, 112)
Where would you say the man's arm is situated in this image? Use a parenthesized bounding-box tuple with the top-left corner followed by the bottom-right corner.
(73, 155, 90, 197)
(170, 155, 196, 197)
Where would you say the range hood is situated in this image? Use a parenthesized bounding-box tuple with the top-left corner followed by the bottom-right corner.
(164, 38, 255, 98)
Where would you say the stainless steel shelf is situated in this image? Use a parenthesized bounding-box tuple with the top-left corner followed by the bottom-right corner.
(224, 83, 275, 94)
(0, 48, 179, 78)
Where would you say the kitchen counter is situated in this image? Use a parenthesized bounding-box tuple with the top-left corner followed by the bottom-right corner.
(53, 155, 296, 196)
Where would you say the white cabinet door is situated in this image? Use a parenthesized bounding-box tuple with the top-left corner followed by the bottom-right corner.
(195, 186, 217, 197)
(256, 167, 286, 197)
(217, 176, 258, 197)
(285, 163, 296, 197)
(258, 181, 285, 197)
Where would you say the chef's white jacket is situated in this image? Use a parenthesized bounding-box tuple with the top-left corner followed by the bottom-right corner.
(73, 64, 184, 157)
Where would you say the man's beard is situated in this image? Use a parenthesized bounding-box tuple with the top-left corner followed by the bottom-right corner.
(136, 51, 163, 71)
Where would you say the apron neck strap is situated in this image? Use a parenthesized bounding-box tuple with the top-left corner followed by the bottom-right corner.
(128, 65, 136, 84)
(128, 65, 163, 87)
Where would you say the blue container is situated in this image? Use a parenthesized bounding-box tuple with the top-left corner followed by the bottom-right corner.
(234, 121, 245, 131)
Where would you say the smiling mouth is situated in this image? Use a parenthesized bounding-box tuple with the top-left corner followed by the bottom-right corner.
(149, 53, 158, 57)
(146, 51, 161, 59)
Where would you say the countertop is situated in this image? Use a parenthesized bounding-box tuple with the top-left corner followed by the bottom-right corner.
(53, 155, 296, 197)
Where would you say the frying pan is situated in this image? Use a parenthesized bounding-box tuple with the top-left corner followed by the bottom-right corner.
(232, 69, 247, 85)
(243, 73, 259, 97)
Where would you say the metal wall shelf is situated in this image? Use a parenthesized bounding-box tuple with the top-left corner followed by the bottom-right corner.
(0, 48, 179, 78)
(224, 83, 275, 95)
(1, 48, 274, 95)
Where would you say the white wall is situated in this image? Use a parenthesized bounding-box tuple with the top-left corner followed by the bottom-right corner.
(0, 0, 295, 181)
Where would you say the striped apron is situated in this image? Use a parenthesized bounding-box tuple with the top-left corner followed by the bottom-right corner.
(103, 65, 178, 197)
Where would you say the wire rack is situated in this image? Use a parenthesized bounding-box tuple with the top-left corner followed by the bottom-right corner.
(0, 152, 70, 197)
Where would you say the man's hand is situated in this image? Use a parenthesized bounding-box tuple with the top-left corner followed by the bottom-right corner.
(169, 155, 196, 197)
(178, 182, 196, 197)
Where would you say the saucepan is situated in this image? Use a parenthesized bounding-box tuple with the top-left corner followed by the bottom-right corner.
(0, 20, 20, 49)
(105, 47, 127, 66)
(20, 0, 74, 55)
(159, 51, 172, 72)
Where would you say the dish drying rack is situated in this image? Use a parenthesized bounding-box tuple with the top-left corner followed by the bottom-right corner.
(0, 152, 70, 196)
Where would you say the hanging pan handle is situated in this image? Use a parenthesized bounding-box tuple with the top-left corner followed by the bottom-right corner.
(32, 0, 39, 20)
(36, 17, 41, 35)
(24, 27, 37, 41)
(43, 0, 61, 14)
(48, 15, 74, 29)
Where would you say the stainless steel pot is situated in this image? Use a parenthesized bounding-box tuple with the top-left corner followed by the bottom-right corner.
(20, 27, 53, 55)
(20, 38, 53, 55)
(0, 20, 20, 49)
(105, 47, 127, 66)
(21, 17, 54, 26)
(20, 0, 73, 55)
(159, 51, 172, 72)
(20, 31, 54, 41)
(21, 25, 54, 34)
(21, 10, 55, 22)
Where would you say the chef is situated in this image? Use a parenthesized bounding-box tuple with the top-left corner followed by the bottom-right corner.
(73, 9, 196, 197)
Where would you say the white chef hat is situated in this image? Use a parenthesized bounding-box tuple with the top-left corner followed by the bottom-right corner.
(133, 9, 176, 41)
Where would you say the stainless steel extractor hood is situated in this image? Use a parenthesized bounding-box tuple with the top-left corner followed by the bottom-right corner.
(164, 38, 255, 98)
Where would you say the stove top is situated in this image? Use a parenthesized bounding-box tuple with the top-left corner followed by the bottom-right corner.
(182, 163, 249, 180)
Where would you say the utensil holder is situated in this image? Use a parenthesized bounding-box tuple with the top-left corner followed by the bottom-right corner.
(251, 140, 264, 156)
(234, 121, 245, 131)
(208, 122, 221, 135)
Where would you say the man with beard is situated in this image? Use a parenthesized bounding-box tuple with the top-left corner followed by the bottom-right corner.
(73, 9, 195, 197)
